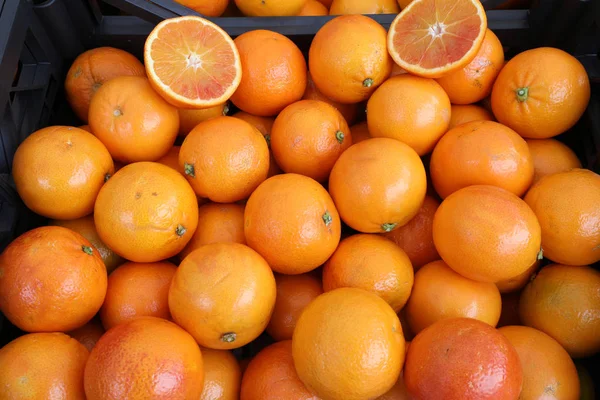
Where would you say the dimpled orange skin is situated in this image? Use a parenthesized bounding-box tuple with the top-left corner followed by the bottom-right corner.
(178, 103, 228, 136)
(293, 288, 405, 400)
(298, 0, 329, 15)
(0, 226, 107, 332)
(235, 0, 307, 16)
(433, 185, 542, 283)
(436, 29, 504, 105)
(382, 195, 440, 270)
(241, 341, 319, 400)
(519, 264, 600, 358)
(491, 47, 590, 139)
(199, 348, 242, 400)
(266, 273, 324, 341)
(499, 325, 580, 400)
(169, 243, 276, 349)
(94, 162, 198, 263)
(84, 317, 204, 400)
(173, 0, 229, 16)
(323, 234, 414, 312)
(524, 169, 600, 265)
(526, 138, 582, 184)
(330, 0, 399, 14)
(12, 126, 114, 220)
(68, 319, 105, 352)
(271, 100, 352, 182)
(0, 332, 89, 399)
(350, 121, 371, 144)
(328, 138, 427, 233)
(245, 174, 341, 274)
(404, 318, 523, 400)
(430, 120, 534, 198)
(231, 30, 307, 116)
(89, 76, 179, 163)
(448, 104, 494, 129)
(303, 71, 359, 125)
(65, 47, 145, 123)
(179, 116, 270, 203)
(405, 260, 501, 334)
(309, 15, 393, 104)
(367, 75, 451, 156)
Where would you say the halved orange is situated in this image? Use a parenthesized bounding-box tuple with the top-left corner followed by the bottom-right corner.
(144, 16, 242, 108)
(387, 0, 487, 78)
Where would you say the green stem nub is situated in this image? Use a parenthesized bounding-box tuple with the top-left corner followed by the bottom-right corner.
(104, 173, 111, 182)
(221, 332, 236, 343)
(363, 78, 374, 88)
(335, 130, 345, 144)
(322, 211, 333, 226)
(537, 248, 544, 261)
(176, 225, 187, 237)
(184, 163, 195, 178)
(222, 103, 230, 116)
(516, 87, 529, 103)
(381, 223, 398, 232)
(264, 134, 271, 148)
(82, 245, 93, 255)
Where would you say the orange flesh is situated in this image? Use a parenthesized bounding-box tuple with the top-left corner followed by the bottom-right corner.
(150, 20, 238, 100)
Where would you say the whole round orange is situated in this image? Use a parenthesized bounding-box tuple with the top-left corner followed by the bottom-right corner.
(367, 75, 451, 155)
(235, 0, 307, 16)
(524, 169, 600, 265)
(298, 0, 329, 15)
(169, 243, 276, 349)
(89, 76, 179, 163)
(329, 138, 427, 233)
(231, 30, 307, 116)
(178, 103, 228, 136)
(323, 234, 414, 312)
(330, 0, 398, 14)
(174, 0, 229, 16)
(309, 15, 393, 104)
(94, 162, 199, 263)
(271, 99, 352, 182)
(404, 318, 523, 400)
(405, 260, 501, 334)
(448, 104, 494, 129)
(430, 120, 534, 198)
(65, 47, 145, 122)
(350, 121, 371, 144)
(0, 226, 107, 332)
(67, 319, 105, 352)
(491, 47, 590, 139)
(0, 332, 89, 399)
(156, 145, 183, 175)
(433, 185, 542, 283)
(526, 138, 582, 184)
(266, 273, 324, 341)
(519, 264, 600, 358)
(245, 174, 341, 274)
(12, 126, 114, 220)
(84, 317, 204, 400)
(303, 71, 359, 125)
(179, 116, 269, 202)
(199, 348, 242, 400)
(499, 325, 580, 399)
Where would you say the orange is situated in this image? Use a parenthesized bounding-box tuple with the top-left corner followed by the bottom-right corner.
(0, 226, 107, 332)
(350, 121, 371, 144)
(100, 261, 177, 330)
(0, 332, 88, 399)
(178, 103, 229, 136)
(88, 76, 179, 163)
(495, 260, 539, 293)
(519, 264, 600, 358)
(169, 243, 276, 349)
(390, 63, 408, 76)
(430, 120, 534, 198)
(293, 288, 405, 400)
(84, 317, 204, 399)
(524, 169, 600, 265)
(67, 319, 105, 352)
(94, 162, 199, 263)
(436, 29, 504, 104)
(323, 234, 414, 312)
(397, 0, 412, 8)
(231, 30, 307, 116)
(235, 0, 307, 16)
(433, 185, 542, 283)
(387, 0, 487, 78)
(303, 71, 359, 125)
(309, 15, 393, 103)
(499, 325, 580, 399)
(382, 195, 439, 270)
(367, 75, 451, 155)
(376, 373, 411, 400)
(448, 104, 494, 129)
(156, 145, 184, 175)
(199, 348, 242, 400)
(179, 116, 269, 202)
(245, 174, 341, 274)
(405, 260, 501, 334)
(65, 47, 144, 122)
(526, 138, 582, 184)
(50, 215, 124, 273)
(329, 138, 427, 233)
(491, 47, 590, 139)
(298, 0, 329, 15)
(79, 124, 92, 132)
(266, 273, 324, 341)
(12, 126, 113, 220)
(145, 16, 241, 108)
(317, 0, 333, 7)
(497, 291, 522, 328)
(179, 203, 246, 260)
(174, 0, 229, 16)
(404, 318, 522, 400)
(271, 99, 352, 182)
(241, 341, 317, 399)
(329, 0, 399, 14)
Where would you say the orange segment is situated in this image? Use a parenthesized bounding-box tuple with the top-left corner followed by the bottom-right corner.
(388, 0, 487, 78)
(144, 16, 242, 108)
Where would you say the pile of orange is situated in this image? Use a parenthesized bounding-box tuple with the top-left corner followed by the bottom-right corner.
(0, 0, 598, 398)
